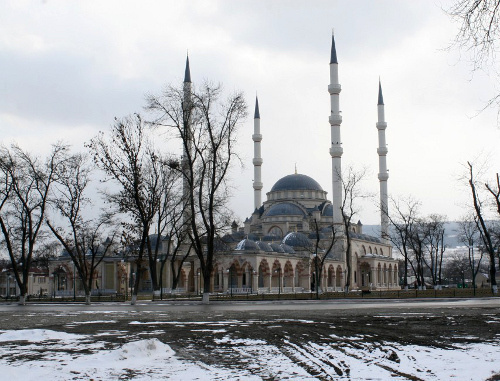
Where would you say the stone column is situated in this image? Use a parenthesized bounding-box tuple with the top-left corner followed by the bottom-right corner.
(194, 274, 199, 295)
(223, 271, 229, 293)
(252, 271, 258, 293)
(371, 267, 377, 289)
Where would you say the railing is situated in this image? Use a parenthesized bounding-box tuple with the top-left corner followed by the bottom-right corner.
(227, 287, 252, 294)
(54, 289, 118, 297)
(160, 288, 185, 294)
(91, 289, 117, 296)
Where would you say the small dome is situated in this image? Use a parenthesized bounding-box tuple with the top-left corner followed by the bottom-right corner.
(283, 232, 312, 248)
(265, 202, 305, 217)
(321, 204, 333, 216)
(269, 243, 285, 253)
(270, 174, 323, 192)
(256, 241, 273, 252)
(308, 231, 326, 240)
(235, 239, 259, 251)
(280, 243, 296, 254)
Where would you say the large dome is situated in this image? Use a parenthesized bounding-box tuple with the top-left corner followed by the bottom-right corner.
(270, 174, 323, 192)
(265, 202, 305, 217)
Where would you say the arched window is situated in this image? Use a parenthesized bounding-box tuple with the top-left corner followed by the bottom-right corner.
(268, 226, 283, 238)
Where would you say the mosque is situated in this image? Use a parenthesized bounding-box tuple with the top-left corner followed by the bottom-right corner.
(206, 34, 400, 294)
(45, 34, 400, 298)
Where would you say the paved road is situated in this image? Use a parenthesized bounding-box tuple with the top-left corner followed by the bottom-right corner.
(0, 297, 498, 313)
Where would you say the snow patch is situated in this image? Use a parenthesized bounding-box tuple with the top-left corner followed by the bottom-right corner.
(0, 329, 85, 342)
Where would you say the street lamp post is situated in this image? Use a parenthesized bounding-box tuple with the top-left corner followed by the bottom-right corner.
(52, 272, 56, 299)
(274, 268, 281, 297)
(313, 253, 319, 299)
(6, 274, 11, 300)
(472, 246, 476, 296)
(197, 269, 201, 296)
(158, 256, 165, 300)
(251, 270, 256, 294)
(226, 268, 233, 297)
(131, 271, 136, 299)
(344, 269, 348, 293)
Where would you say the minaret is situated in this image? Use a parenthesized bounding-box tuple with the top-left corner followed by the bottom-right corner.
(377, 80, 389, 243)
(328, 33, 343, 226)
(252, 96, 263, 210)
(182, 55, 192, 230)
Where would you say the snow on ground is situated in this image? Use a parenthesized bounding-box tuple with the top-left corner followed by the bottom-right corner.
(0, 328, 499, 380)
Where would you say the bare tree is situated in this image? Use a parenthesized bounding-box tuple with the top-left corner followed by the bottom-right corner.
(447, 0, 500, 118)
(407, 218, 427, 290)
(420, 214, 447, 289)
(339, 166, 369, 292)
(448, 0, 500, 67)
(0, 143, 68, 304)
(32, 241, 60, 273)
(149, 164, 191, 296)
(146, 82, 247, 303)
(485, 172, 500, 215)
(87, 115, 169, 304)
(443, 251, 472, 286)
(386, 196, 421, 290)
(456, 214, 484, 294)
(466, 161, 498, 292)
(46, 153, 116, 304)
(292, 219, 338, 299)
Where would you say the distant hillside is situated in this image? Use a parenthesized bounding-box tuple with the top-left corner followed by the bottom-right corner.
(363, 222, 461, 248)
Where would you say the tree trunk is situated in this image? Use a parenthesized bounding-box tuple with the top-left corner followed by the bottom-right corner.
(404, 254, 408, 289)
(18, 294, 26, 306)
(171, 260, 179, 290)
(131, 264, 141, 305)
(85, 293, 91, 305)
(202, 272, 211, 304)
(490, 252, 497, 293)
(149, 256, 159, 292)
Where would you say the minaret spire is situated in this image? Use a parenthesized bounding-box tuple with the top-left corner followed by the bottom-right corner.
(252, 95, 263, 210)
(376, 79, 389, 243)
(330, 33, 338, 64)
(184, 54, 191, 83)
(377, 78, 384, 105)
(182, 54, 193, 232)
(254, 95, 260, 119)
(328, 32, 343, 227)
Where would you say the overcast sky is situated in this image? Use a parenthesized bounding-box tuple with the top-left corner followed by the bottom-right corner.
(1, 0, 499, 226)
